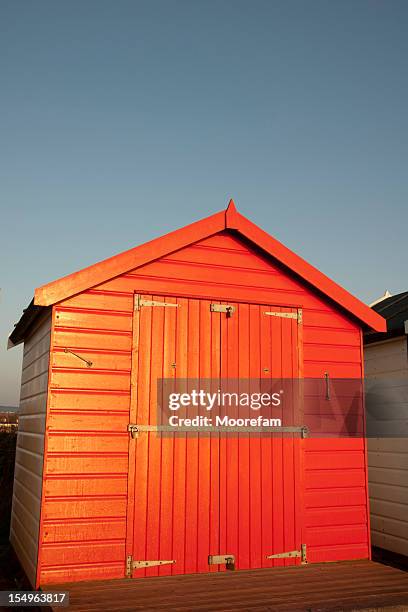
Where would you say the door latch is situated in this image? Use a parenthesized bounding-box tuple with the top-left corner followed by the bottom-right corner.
(127, 424, 139, 439)
(208, 554, 235, 570)
(210, 304, 235, 317)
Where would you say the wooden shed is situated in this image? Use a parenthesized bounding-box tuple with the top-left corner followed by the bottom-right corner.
(364, 291, 408, 559)
(9, 201, 385, 588)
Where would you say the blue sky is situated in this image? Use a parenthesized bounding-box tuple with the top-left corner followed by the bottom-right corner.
(1, 0, 407, 405)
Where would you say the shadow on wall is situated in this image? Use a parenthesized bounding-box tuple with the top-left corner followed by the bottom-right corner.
(0, 429, 16, 544)
(0, 428, 45, 610)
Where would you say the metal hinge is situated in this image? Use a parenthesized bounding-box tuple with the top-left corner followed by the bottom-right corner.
(264, 309, 302, 324)
(208, 554, 235, 570)
(126, 555, 176, 577)
(210, 303, 236, 316)
(128, 424, 308, 438)
(266, 544, 307, 564)
(134, 294, 179, 310)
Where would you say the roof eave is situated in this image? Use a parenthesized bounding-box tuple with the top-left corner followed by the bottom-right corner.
(8, 300, 48, 348)
(227, 207, 386, 333)
(34, 208, 227, 307)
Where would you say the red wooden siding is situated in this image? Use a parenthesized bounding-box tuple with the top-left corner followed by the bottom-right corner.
(37, 230, 367, 586)
(38, 303, 132, 585)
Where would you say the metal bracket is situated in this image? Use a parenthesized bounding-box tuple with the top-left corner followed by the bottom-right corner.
(135, 294, 179, 310)
(210, 303, 236, 317)
(208, 554, 235, 570)
(64, 348, 92, 367)
(266, 550, 300, 559)
(128, 424, 308, 436)
(126, 554, 132, 577)
(264, 309, 302, 324)
(266, 544, 307, 564)
(133, 559, 176, 569)
(324, 372, 330, 400)
(126, 555, 175, 576)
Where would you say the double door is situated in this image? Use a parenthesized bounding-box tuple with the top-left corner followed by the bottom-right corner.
(126, 294, 303, 577)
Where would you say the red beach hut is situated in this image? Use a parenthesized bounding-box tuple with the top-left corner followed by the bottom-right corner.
(8, 200, 385, 587)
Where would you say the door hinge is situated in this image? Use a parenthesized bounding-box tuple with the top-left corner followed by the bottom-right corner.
(134, 294, 179, 310)
(126, 555, 176, 577)
(210, 303, 236, 317)
(208, 554, 235, 570)
(264, 309, 302, 324)
(266, 544, 307, 564)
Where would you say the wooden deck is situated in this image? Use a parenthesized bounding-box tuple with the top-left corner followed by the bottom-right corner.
(45, 560, 408, 611)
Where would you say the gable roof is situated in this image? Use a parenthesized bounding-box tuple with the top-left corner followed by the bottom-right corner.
(365, 290, 408, 344)
(9, 200, 385, 346)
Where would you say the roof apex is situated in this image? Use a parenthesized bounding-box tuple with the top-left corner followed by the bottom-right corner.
(225, 198, 239, 228)
(13, 201, 385, 336)
(226, 198, 237, 213)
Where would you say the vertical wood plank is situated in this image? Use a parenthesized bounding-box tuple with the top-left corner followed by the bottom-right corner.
(209, 304, 221, 571)
(237, 303, 250, 569)
(260, 306, 273, 567)
(172, 297, 189, 575)
(271, 307, 284, 567)
(294, 310, 304, 565)
(197, 300, 213, 572)
(281, 308, 296, 566)
(248, 303, 262, 569)
(224, 303, 239, 564)
(145, 297, 165, 577)
(132, 296, 152, 576)
(158, 297, 177, 575)
(184, 299, 200, 574)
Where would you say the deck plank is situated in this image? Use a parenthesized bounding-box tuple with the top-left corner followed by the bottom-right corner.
(43, 561, 408, 611)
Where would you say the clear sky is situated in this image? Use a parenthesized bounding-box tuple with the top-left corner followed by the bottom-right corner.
(1, 0, 407, 405)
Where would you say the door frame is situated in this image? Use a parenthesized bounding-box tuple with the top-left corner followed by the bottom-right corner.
(124, 291, 305, 577)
